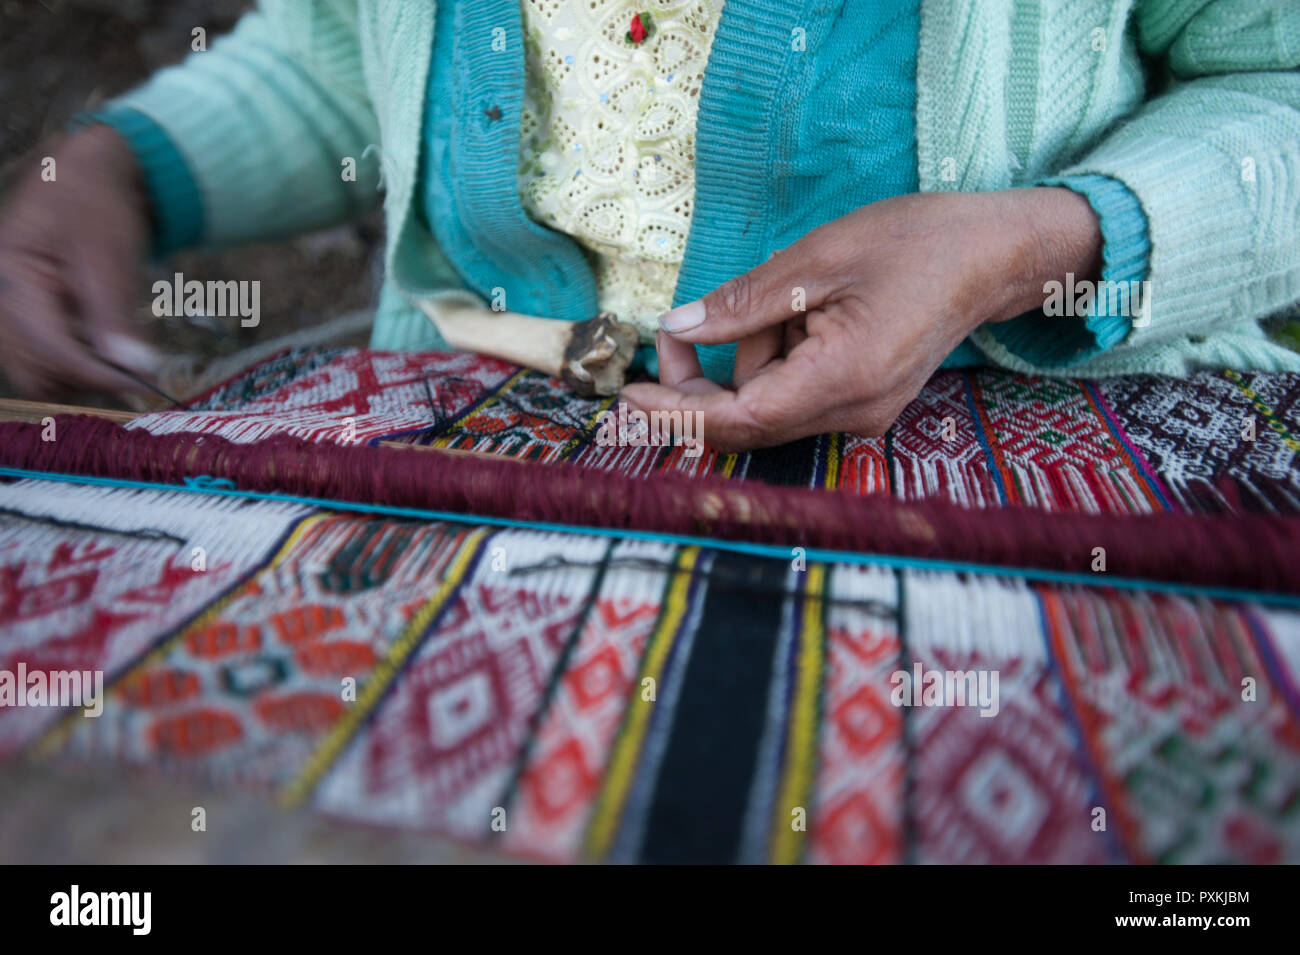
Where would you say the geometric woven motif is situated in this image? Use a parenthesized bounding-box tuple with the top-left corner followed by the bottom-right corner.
(130, 348, 1300, 516)
(7, 347, 1300, 862)
(48, 514, 474, 792)
(1099, 370, 1300, 513)
(1044, 589, 1300, 863)
(0, 481, 308, 756)
(6, 482, 1300, 862)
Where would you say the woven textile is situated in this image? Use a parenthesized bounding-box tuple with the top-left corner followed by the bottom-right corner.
(3, 348, 1300, 863)
(2, 482, 1298, 863)
(139, 347, 1300, 515)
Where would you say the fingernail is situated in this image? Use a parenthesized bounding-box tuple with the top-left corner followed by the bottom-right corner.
(658, 300, 706, 334)
(102, 332, 163, 374)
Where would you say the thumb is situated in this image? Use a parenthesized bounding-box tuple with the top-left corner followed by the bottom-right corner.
(657, 245, 827, 345)
(73, 244, 162, 377)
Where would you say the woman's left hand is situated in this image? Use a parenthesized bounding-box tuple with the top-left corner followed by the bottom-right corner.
(620, 187, 1103, 452)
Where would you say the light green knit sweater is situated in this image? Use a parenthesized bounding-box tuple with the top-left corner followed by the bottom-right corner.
(107, 0, 1300, 377)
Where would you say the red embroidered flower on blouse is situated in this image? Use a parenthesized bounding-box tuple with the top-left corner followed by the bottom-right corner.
(627, 12, 653, 45)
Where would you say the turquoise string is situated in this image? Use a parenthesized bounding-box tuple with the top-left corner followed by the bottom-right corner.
(3, 465, 1297, 608)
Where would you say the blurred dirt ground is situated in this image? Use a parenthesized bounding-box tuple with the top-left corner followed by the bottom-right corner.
(0, 0, 381, 409)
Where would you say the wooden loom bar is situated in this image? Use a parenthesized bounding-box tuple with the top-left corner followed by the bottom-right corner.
(0, 399, 139, 426)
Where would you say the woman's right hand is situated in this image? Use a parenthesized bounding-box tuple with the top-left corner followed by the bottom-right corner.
(0, 123, 161, 399)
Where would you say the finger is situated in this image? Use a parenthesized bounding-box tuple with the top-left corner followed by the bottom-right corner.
(622, 350, 831, 451)
(655, 329, 700, 387)
(654, 330, 725, 400)
(732, 325, 783, 388)
(71, 245, 162, 376)
(4, 360, 59, 402)
(783, 314, 809, 353)
(657, 241, 836, 345)
(38, 326, 147, 396)
(0, 267, 147, 397)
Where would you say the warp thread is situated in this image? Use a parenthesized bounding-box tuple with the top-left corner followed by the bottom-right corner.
(0, 414, 1298, 594)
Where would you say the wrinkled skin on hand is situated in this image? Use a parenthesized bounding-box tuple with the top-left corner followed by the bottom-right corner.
(622, 188, 1103, 452)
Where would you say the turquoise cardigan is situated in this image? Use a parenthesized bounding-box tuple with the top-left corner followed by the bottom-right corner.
(93, 0, 1300, 380)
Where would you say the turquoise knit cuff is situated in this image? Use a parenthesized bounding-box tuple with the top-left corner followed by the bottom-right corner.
(982, 175, 1151, 368)
(696, 343, 737, 384)
(73, 106, 205, 259)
